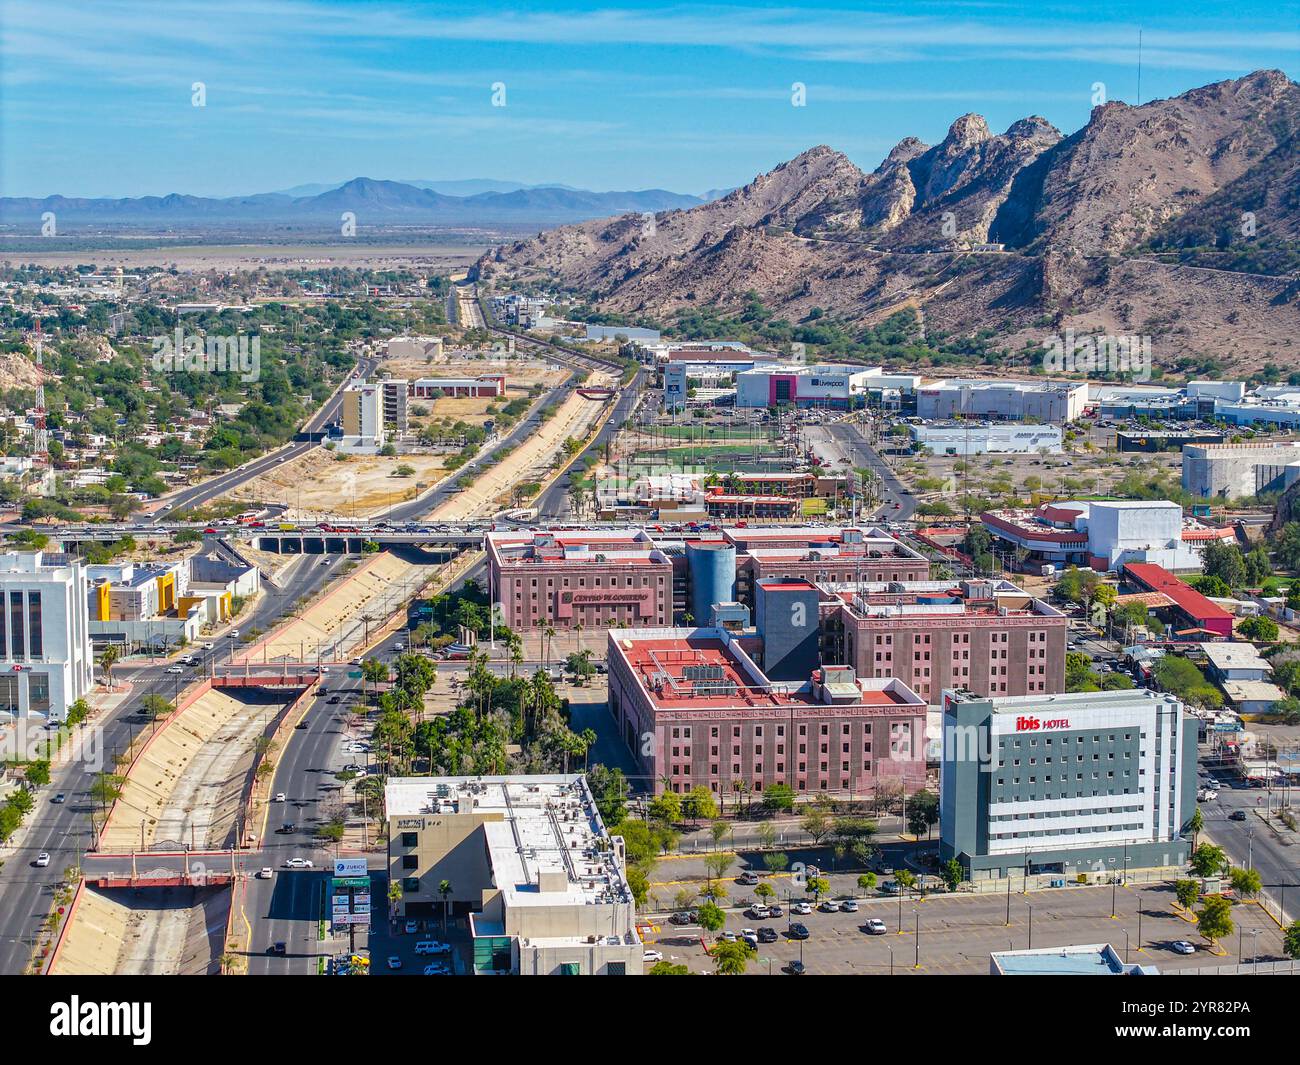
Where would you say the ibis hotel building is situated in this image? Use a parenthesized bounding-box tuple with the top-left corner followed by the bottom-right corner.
(939, 688, 1196, 881)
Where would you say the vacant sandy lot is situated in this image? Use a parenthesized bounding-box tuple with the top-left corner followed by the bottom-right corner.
(218, 446, 445, 519)
(430, 374, 616, 519)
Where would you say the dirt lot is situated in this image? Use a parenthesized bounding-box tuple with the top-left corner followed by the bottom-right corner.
(430, 373, 616, 519)
(218, 446, 445, 520)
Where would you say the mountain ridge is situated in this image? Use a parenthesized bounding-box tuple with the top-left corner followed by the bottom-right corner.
(476, 70, 1300, 371)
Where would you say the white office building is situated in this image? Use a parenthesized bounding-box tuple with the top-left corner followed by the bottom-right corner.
(0, 551, 94, 723)
(940, 688, 1196, 880)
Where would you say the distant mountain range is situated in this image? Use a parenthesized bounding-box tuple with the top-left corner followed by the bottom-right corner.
(0, 177, 712, 228)
(478, 70, 1300, 372)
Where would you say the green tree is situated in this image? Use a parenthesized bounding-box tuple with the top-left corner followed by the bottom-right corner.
(24, 760, 51, 787)
(648, 960, 690, 975)
(762, 851, 789, 875)
(857, 872, 878, 893)
(1189, 843, 1229, 879)
(681, 785, 717, 823)
(647, 791, 681, 825)
(1174, 879, 1201, 911)
(696, 900, 725, 937)
(906, 790, 939, 838)
(1228, 867, 1262, 897)
(939, 858, 964, 892)
(1196, 894, 1234, 950)
(805, 875, 830, 900)
(712, 938, 755, 975)
(1284, 921, 1300, 961)
(1238, 615, 1279, 642)
(762, 783, 795, 813)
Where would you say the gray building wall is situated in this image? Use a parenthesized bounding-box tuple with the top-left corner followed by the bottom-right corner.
(755, 579, 821, 683)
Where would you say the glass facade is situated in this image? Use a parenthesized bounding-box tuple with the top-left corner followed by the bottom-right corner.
(27, 591, 42, 658)
(9, 591, 23, 660)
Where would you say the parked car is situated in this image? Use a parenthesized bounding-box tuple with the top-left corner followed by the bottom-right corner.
(818, 899, 840, 913)
(1171, 940, 1196, 955)
(791, 901, 812, 915)
(404, 919, 419, 934)
(757, 927, 779, 944)
(864, 918, 887, 936)
(165, 665, 183, 674)
(788, 923, 810, 940)
(643, 950, 663, 963)
(342, 763, 365, 774)
(670, 910, 698, 925)
(788, 959, 807, 974)
(257, 867, 273, 879)
(422, 962, 451, 975)
(327, 695, 341, 704)
(386, 956, 402, 970)
(737, 871, 759, 885)
(740, 928, 759, 949)
(748, 905, 770, 920)
(414, 941, 451, 955)
(840, 899, 859, 913)
(274, 792, 286, 802)
(268, 941, 286, 956)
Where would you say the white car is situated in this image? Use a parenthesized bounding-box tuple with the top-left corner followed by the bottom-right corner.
(414, 941, 451, 955)
(164, 665, 183, 674)
(864, 918, 887, 936)
(422, 962, 451, 975)
(1172, 940, 1196, 955)
(404, 919, 419, 934)
(274, 792, 286, 802)
(34, 852, 50, 867)
(282, 858, 313, 869)
(719, 930, 738, 943)
(643, 950, 663, 963)
(319, 666, 330, 675)
(228, 629, 240, 638)
(386, 956, 402, 970)
(202, 642, 214, 650)
(257, 867, 273, 880)
(791, 901, 813, 915)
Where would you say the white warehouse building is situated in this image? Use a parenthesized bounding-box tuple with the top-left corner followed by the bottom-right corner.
(916, 379, 1088, 423)
(1181, 441, 1300, 500)
(911, 422, 1063, 456)
(0, 551, 94, 723)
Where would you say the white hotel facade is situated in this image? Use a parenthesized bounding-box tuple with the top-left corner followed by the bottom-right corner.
(0, 551, 95, 722)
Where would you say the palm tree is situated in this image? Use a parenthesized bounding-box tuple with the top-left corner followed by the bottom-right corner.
(580, 728, 597, 770)
(97, 645, 120, 690)
(387, 880, 403, 929)
(439, 879, 452, 932)
(542, 625, 556, 669)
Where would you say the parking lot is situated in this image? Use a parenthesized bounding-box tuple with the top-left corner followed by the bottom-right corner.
(641, 882, 1287, 975)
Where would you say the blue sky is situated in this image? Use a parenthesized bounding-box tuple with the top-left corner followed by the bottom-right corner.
(3, 0, 1298, 198)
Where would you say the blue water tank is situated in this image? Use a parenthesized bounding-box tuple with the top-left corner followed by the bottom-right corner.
(686, 541, 736, 626)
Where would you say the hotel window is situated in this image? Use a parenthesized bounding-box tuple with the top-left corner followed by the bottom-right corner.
(27, 593, 41, 658)
(9, 591, 23, 660)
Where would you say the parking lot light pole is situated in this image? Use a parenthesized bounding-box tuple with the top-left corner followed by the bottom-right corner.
(913, 912, 920, 969)
(1027, 904, 1033, 950)
(887, 944, 893, 977)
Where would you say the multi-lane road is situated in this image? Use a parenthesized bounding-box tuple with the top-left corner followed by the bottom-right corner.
(152, 355, 378, 522)
(0, 550, 352, 974)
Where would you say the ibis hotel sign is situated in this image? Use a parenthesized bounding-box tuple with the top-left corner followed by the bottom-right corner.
(1015, 715, 1071, 732)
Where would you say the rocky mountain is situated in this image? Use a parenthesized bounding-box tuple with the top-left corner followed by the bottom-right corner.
(477, 71, 1300, 371)
(0, 178, 707, 228)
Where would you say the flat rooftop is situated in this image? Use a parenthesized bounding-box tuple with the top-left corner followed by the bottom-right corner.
(385, 774, 634, 911)
(610, 627, 918, 711)
(990, 943, 1147, 975)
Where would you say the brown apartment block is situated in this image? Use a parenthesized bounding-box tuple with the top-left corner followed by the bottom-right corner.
(822, 578, 1067, 704)
(486, 526, 931, 633)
